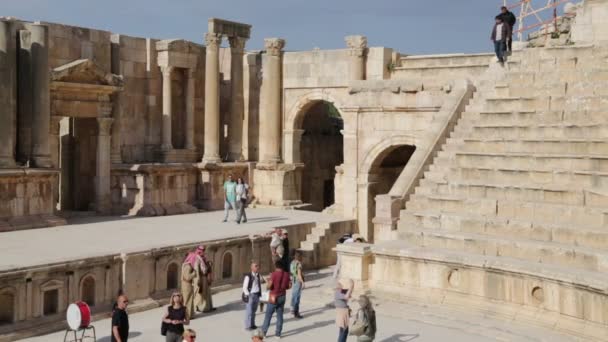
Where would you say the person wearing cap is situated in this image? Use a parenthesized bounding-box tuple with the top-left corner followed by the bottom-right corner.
(251, 328, 264, 341)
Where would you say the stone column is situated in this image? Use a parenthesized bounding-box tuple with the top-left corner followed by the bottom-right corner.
(96, 117, 113, 214)
(228, 36, 246, 161)
(259, 38, 285, 165)
(185, 69, 196, 150)
(345, 35, 368, 81)
(160, 66, 173, 151)
(30, 24, 52, 168)
(110, 36, 122, 163)
(202, 32, 222, 164)
(0, 21, 14, 167)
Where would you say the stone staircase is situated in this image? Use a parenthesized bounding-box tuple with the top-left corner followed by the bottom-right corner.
(372, 46, 608, 336)
(298, 219, 355, 270)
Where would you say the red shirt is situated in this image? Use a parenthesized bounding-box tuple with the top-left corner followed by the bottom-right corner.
(269, 269, 290, 296)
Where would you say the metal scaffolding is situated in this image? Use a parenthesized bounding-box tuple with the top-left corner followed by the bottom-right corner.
(502, 0, 581, 41)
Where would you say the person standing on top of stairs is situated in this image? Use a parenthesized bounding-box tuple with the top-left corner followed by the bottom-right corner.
(498, 6, 517, 54)
(491, 16, 511, 66)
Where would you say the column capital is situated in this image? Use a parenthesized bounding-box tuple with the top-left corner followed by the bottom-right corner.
(264, 38, 286, 56)
(160, 65, 174, 76)
(345, 35, 368, 57)
(97, 117, 114, 136)
(205, 32, 222, 49)
(228, 36, 247, 54)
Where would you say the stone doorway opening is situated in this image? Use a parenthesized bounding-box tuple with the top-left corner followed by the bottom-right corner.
(300, 101, 344, 211)
(366, 145, 416, 242)
(59, 117, 98, 212)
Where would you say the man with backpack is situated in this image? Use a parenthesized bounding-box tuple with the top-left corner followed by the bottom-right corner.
(242, 261, 263, 330)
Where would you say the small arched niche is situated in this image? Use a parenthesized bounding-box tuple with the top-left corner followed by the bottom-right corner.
(222, 252, 233, 279)
(80, 275, 96, 307)
(166, 263, 179, 290)
(0, 288, 15, 325)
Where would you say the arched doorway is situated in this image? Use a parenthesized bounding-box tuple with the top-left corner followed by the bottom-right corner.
(300, 101, 344, 211)
(0, 290, 14, 325)
(365, 145, 416, 242)
(80, 276, 96, 307)
(222, 252, 233, 279)
(166, 263, 179, 290)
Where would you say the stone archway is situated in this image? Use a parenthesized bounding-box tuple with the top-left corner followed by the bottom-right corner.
(358, 137, 418, 242)
(284, 90, 345, 165)
(297, 101, 344, 211)
(80, 275, 96, 306)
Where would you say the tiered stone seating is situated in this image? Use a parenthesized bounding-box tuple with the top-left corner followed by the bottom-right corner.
(372, 46, 608, 335)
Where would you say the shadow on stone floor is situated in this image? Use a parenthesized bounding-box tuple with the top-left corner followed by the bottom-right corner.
(380, 333, 420, 342)
(244, 216, 289, 223)
(279, 319, 335, 338)
(97, 331, 142, 342)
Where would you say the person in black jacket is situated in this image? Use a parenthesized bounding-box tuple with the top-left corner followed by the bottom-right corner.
(499, 6, 517, 52)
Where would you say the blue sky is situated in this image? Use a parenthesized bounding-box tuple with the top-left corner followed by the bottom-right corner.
(3, 0, 531, 54)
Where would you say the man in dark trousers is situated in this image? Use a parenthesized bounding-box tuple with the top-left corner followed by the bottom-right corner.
(492, 16, 511, 65)
(111, 294, 129, 342)
(499, 6, 517, 53)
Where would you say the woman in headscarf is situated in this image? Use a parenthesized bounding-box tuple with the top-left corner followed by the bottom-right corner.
(352, 295, 377, 342)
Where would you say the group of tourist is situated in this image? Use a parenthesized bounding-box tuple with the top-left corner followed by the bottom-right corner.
(222, 174, 250, 224)
(109, 232, 376, 341)
(492, 6, 517, 65)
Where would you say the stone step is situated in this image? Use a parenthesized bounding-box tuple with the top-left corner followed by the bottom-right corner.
(449, 138, 608, 155)
(484, 95, 608, 113)
(405, 194, 608, 228)
(398, 210, 608, 250)
(372, 240, 608, 292)
(425, 165, 608, 189)
(463, 123, 608, 140)
(451, 151, 608, 173)
(399, 229, 608, 272)
(476, 109, 608, 127)
(415, 178, 608, 207)
(495, 81, 608, 98)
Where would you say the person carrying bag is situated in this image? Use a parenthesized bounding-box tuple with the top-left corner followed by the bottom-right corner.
(350, 295, 377, 341)
(260, 260, 292, 338)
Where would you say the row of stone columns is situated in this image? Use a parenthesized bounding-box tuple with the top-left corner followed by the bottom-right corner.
(0, 22, 52, 168)
(202, 33, 251, 165)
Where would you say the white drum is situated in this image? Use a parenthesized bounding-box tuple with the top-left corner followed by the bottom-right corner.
(66, 301, 91, 330)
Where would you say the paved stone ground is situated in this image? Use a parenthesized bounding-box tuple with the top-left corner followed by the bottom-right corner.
(0, 209, 336, 271)
(21, 269, 577, 342)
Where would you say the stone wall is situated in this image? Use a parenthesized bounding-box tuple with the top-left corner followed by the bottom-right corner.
(0, 170, 65, 231)
(0, 219, 335, 340)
